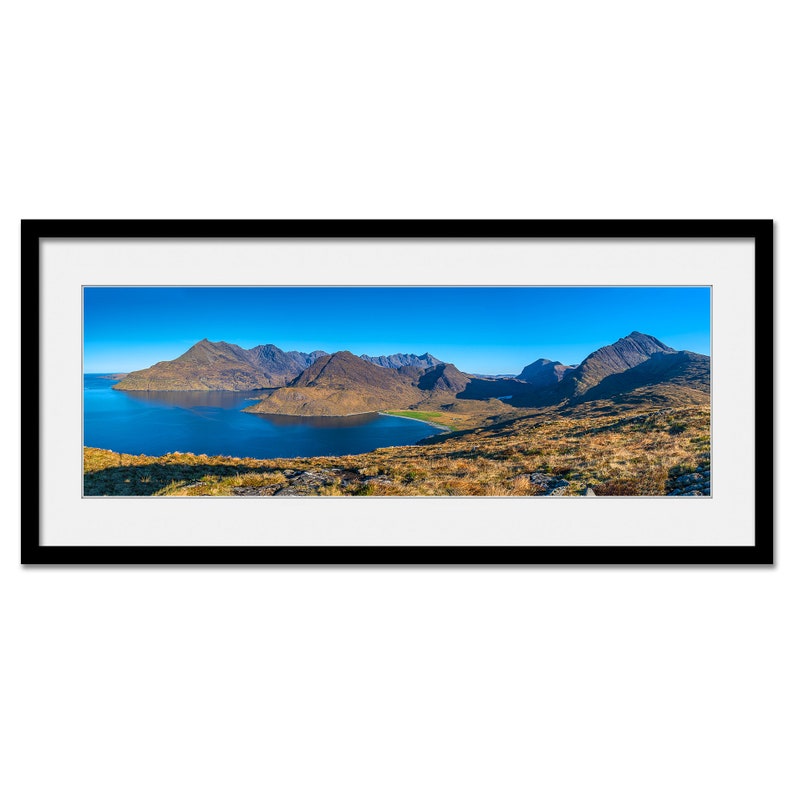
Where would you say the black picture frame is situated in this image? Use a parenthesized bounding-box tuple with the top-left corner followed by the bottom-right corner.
(21, 219, 773, 565)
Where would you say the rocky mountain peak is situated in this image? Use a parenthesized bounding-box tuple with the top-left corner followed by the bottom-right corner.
(360, 352, 444, 370)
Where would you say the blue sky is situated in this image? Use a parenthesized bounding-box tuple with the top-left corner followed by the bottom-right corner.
(84, 286, 711, 374)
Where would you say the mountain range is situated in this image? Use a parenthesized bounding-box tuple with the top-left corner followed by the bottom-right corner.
(113, 332, 709, 415)
(115, 342, 445, 391)
(360, 352, 443, 369)
(114, 339, 329, 391)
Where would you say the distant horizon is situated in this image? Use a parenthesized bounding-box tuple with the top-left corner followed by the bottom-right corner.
(84, 286, 711, 374)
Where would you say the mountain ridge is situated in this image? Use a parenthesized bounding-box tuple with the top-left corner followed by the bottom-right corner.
(115, 341, 445, 391)
(248, 331, 708, 416)
(360, 352, 443, 369)
(114, 340, 329, 391)
(562, 331, 675, 398)
(111, 333, 709, 418)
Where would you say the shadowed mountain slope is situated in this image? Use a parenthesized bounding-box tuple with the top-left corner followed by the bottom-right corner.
(416, 363, 471, 394)
(580, 350, 710, 405)
(457, 377, 532, 401)
(560, 332, 674, 398)
(517, 358, 574, 386)
(246, 344, 328, 384)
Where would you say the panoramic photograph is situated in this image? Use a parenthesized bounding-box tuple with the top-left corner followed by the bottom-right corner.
(83, 286, 711, 497)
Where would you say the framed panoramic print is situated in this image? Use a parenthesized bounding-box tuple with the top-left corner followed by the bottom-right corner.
(21, 220, 773, 564)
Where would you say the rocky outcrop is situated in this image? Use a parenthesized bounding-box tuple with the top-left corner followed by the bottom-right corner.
(512, 472, 573, 495)
(229, 466, 394, 496)
(666, 466, 711, 496)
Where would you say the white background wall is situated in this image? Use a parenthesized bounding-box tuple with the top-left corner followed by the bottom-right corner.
(1, 2, 790, 793)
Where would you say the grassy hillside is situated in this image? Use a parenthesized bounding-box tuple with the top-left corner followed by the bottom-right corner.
(84, 404, 710, 497)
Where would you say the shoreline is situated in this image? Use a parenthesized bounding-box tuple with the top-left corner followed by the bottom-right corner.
(246, 408, 449, 431)
(249, 408, 377, 418)
(377, 412, 451, 432)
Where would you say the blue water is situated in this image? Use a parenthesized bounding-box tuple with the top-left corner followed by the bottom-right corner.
(84, 375, 440, 458)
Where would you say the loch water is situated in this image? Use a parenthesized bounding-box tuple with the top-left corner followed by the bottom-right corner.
(83, 375, 440, 459)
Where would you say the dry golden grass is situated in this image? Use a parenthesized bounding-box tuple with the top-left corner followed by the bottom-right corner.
(84, 404, 710, 497)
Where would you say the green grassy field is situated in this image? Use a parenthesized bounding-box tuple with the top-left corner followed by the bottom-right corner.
(381, 409, 459, 430)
